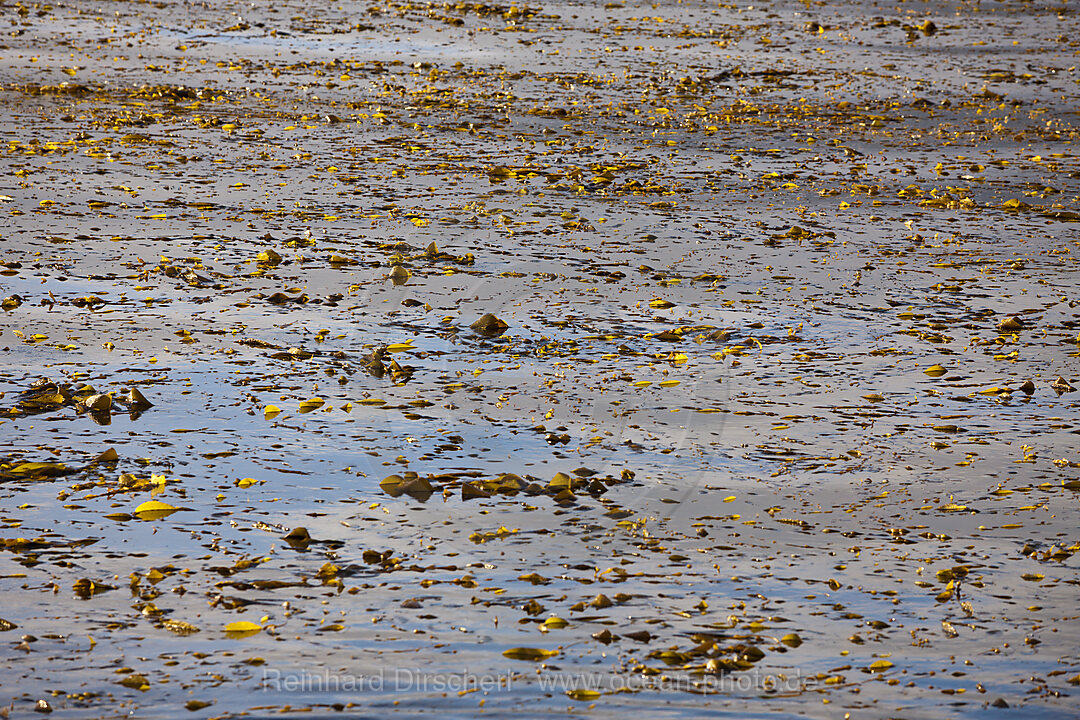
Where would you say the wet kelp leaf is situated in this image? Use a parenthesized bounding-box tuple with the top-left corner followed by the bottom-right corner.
(591, 629, 616, 644)
(282, 526, 311, 548)
(470, 313, 509, 336)
(380, 473, 434, 499)
(224, 621, 263, 638)
(118, 673, 150, 691)
(161, 619, 200, 636)
(469, 526, 518, 543)
(461, 481, 492, 500)
(73, 578, 115, 598)
(997, 315, 1024, 332)
(4, 462, 74, 480)
(589, 593, 614, 609)
(503, 647, 558, 661)
(298, 397, 325, 413)
(133, 500, 182, 521)
(1051, 376, 1075, 393)
(93, 447, 119, 463)
(379, 474, 407, 496)
(256, 248, 282, 265)
(127, 387, 154, 409)
(83, 393, 112, 412)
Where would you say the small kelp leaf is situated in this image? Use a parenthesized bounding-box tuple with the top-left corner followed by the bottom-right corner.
(224, 621, 263, 638)
(93, 447, 119, 463)
(997, 315, 1023, 332)
(780, 633, 803, 648)
(548, 472, 573, 490)
(0, 618, 18, 631)
(520, 572, 550, 585)
(399, 475, 434, 498)
(924, 364, 947, 377)
(283, 526, 311, 547)
(73, 578, 115, 598)
(551, 488, 576, 504)
(389, 265, 411, 285)
(1051, 376, 1075, 393)
(543, 616, 569, 628)
(868, 660, 894, 672)
(118, 673, 150, 691)
(380, 474, 405, 496)
(84, 393, 113, 412)
(381, 473, 432, 498)
(567, 689, 601, 701)
(133, 500, 182, 521)
(705, 657, 744, 674)
(462, 482, 492, 500)
(256, 248, 282, 265)
(497, 473, 528, 491)
(316, 562, 341, 579)
(503, 647, 558, 661)
(740, 645, 766, 663)
(470, 313, 509, 336)
(706, 328, 731, 341)
(263, 404, 282, 419)
(127, 387, 154, 409)
(591, 629, 617, 644)
(161, 619, 200, 636)
(298, 397, 324, 413)
(266, 292, 294, 305)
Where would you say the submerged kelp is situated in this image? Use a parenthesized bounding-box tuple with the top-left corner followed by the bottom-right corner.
(0, 0, 1079, 717)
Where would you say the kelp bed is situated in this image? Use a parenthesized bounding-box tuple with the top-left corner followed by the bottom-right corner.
(0, 0, 1079, 717)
